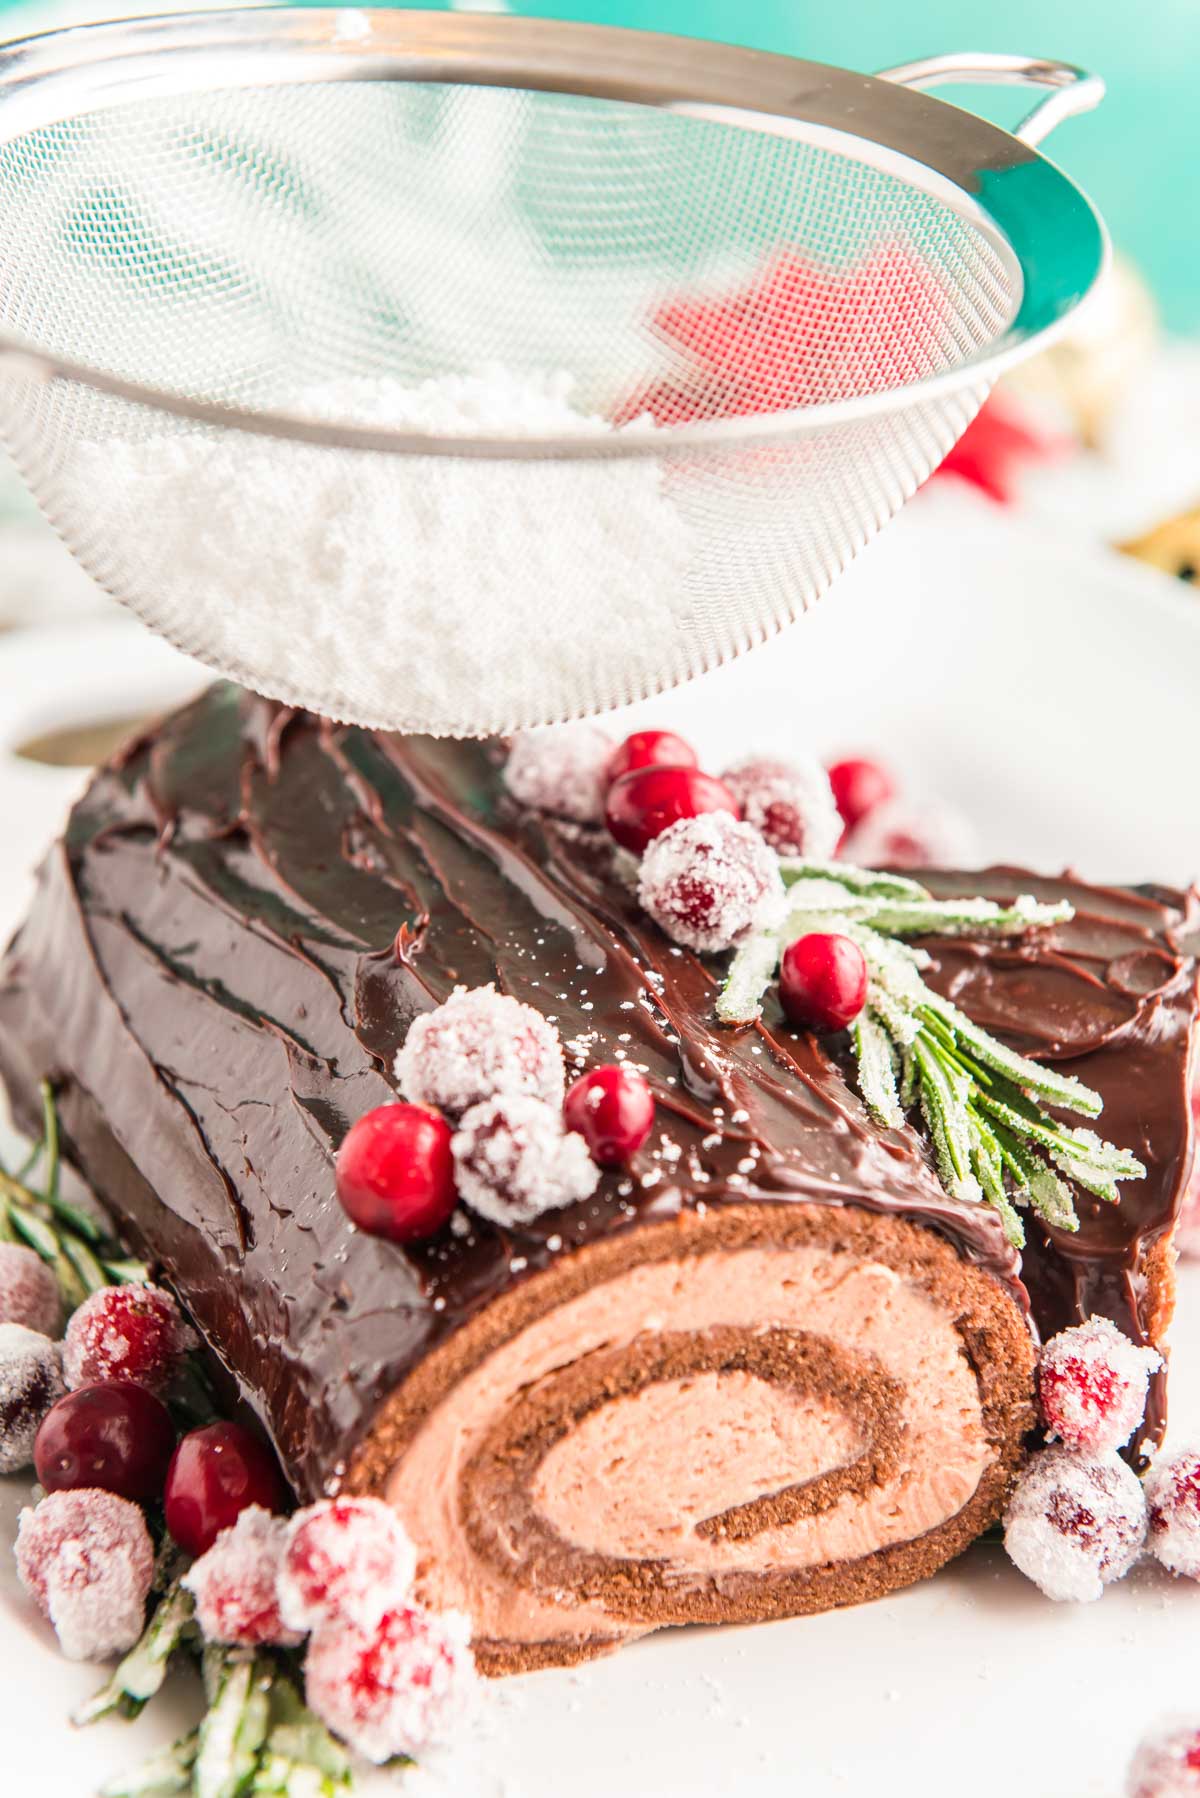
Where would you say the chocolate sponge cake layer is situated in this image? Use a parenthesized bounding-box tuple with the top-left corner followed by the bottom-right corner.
(0, 685, 1195, 1669)
(354, 1200, 1035, 1671)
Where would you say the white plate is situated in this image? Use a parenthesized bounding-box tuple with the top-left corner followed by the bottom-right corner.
(2, 500, 1200, 1798)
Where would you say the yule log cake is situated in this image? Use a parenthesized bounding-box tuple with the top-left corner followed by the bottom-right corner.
(0, 685, 1195, 1674)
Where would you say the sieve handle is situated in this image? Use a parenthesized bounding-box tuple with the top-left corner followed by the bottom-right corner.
(875, 53, 1104, 148)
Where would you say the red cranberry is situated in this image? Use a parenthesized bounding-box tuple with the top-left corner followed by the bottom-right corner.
(826, 758, 895, 833)
(607, 730, 698, 784)
(779, 933, 868, 1034)
(164, 1420, 286, 1557)
(564, 1065, 656, 1167)
(335, 1103, 457, 1243)
(35, 1380, 175, 1502)
(605, 766, 740, 857)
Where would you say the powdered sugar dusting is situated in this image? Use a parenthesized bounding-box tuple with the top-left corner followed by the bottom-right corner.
(0, 1322, 64, 1473)
(183, 1506, 303, 1647)
(638, 812, 783, 953)
(396, 985, 565, 1118)
(69, 367, 694, 734)
(15, 1488, 154, 1660)
(1003, 1446, 1147, 1601)
(305, 1604, 476, 1764)
(1038, 1316, 1161, 1455)
(722, 755, 841, 859)
(452, 1093, 600, 1224)
(280, 1496, 417, 1634)
(0, 1243, 61, 1337)
(504, 725, 613, 824)
(1144, 1445, 1200, 1579)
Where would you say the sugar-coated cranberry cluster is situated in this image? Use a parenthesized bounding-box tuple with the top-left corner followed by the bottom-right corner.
(9, 1253, 475, 1759)
(334, 980, 658, 1245)
(10, 1272, 290, 1663)
(504, 725, 899, 1019)
(349, 724, 972, 1243)
(1004, 1315, 1200, 1608)
(2, 1279, 199, 1509)
(181, 1495, 474, 1761)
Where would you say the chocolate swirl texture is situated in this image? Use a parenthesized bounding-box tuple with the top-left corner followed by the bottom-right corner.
(0, 686, 1194, 1669)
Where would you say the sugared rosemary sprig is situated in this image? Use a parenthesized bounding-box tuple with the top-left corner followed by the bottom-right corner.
(0, 1080, 147, 1308)
(74, 1557, 196, 1728)
(718, 862, 1145, 1246)
(88, 1612, 353, 1798)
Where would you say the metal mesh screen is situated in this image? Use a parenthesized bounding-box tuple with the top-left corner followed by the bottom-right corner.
(0, 81, 1013, 732)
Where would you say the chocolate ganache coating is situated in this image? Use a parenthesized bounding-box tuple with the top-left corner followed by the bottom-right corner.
(0, 684, 1195, 1495)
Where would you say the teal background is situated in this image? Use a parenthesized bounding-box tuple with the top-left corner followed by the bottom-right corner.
(502, 0, 1197, 331)
(1, 0, 1194, 326)
(508, 0, 1197, 331)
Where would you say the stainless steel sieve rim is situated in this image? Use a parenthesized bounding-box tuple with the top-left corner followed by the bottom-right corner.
(0, 8, 1108, 461)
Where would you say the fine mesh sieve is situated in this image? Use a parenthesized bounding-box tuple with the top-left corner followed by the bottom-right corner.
(0, 13, 1106, 735)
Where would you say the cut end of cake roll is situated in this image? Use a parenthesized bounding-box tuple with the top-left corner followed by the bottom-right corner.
(349, 1202, 1036, 1673)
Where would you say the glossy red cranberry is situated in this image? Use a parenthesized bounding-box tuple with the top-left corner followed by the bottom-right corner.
(564, 1065, 656, 1167)
(779, 933, 868, 1035)
(35, 1380, 175, 1502)
(607, 730, 699, 784)
(604, 766, 740, 857)
(164, 1420, 286, 1557)
(826, 757, 895, 833)
(335, 1103, 457, 1243)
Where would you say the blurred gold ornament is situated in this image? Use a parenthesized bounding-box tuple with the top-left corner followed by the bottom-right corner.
(1119, 507, 1200, 585)
(1005, 254, 1157, 449)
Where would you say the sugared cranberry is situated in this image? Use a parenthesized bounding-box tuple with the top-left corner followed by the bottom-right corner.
(607, 729, 699, 783)
(16, 1488, 154, 1661)
(1144, 1445, 1200, 1579)
(1127, 1718, 1200, 1797)
(395, 984, 565, 1116)
(63, 1282, 195, 1394)
(35, 1380, 175, 1502)
(564, 1065, 656, 1167)
(826, 757, 896, 834)
(503, 724, 612, 824)
(779, 934, 868, 1034)
(1038, 1317, 1161, 1455)
(183, 1506, 302, 1647)
(0, 1243, 61, 1337)
(1003, 1446, 1147, 1602)
(336, 1103, 457, 1243)
(604, 765, 740, 857)
(721, 755, 841, 858)
(841, 796, 974, 871)
(452, 1093, 599, 1226)
(638, 812, 782, 953)
(164, 1420, 286, 1558)
(0, 1323, 64, 1474)
(279, 1496, 417, 1634)
(305, 1604, 476, 1764)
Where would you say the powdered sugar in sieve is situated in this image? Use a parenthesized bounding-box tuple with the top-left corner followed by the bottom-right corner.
(66, 367, 694, 735)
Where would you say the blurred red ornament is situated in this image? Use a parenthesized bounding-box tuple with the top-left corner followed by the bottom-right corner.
(618, 239, 948, 426)
(930, 395, 1062, 505)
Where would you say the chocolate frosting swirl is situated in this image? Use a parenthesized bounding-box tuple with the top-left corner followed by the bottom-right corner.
(0, 684, 1194, 1494)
